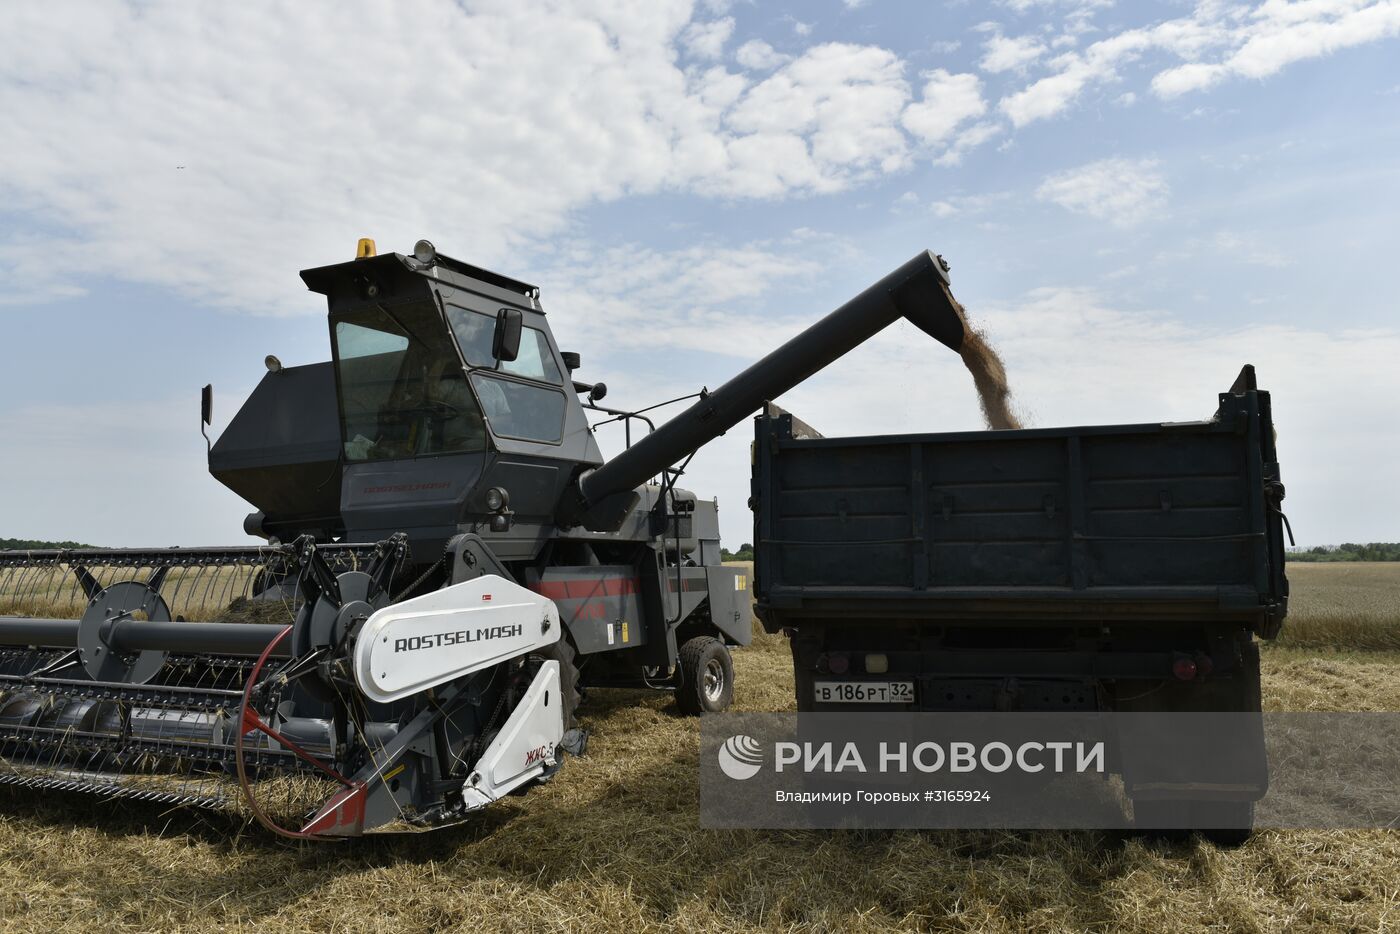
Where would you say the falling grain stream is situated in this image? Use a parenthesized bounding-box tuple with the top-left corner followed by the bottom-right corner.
(947, 289, 1022, 430)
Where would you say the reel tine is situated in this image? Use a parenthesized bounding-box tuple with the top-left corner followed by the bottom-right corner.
(218, 563, 241, 614)
(196, 563, 224, 620)
(5, 557, 46, 614)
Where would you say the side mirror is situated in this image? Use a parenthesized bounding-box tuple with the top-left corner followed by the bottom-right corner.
(201, 384, 214, 426)
(588, 382, 607, 404)
(493, 308, 523, 362)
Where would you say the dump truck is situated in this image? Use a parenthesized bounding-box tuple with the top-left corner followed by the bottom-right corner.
(0, 241, 969, 837)
(751, 366, 1289, 837)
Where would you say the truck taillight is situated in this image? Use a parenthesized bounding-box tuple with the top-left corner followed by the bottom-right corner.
(827, 653, 850, 675)
(1172, 656, 1198, 681)
(864, 653, 889, 674)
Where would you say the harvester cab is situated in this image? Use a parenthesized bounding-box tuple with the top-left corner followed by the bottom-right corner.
(213, 239, 604, 556)
(0, 240, 970, 836)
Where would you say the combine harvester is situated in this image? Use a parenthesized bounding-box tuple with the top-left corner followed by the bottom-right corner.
(0, 240, 969, 837)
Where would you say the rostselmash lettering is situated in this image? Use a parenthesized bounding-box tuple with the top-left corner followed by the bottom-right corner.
(393, 624, 524, 653)
(770, 741, 1105, 774)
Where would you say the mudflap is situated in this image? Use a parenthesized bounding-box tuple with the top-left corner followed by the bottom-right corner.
(1116, 639, 1267, 828)
(1116, 712, 1268, 807)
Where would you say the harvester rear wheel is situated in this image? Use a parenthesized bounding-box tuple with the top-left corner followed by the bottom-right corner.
(531, 636, 580, 730)
(675, 636, 733, 716)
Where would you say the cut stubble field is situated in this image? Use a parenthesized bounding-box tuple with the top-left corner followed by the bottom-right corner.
(2, 563, 1399, 932)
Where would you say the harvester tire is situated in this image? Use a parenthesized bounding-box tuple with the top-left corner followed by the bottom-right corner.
(532, 637, 581, 730)
(676, 636, 733, 716)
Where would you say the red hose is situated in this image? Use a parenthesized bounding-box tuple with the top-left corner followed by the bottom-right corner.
(234, 625, 357, 841)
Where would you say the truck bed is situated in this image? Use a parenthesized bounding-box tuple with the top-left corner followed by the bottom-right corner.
(752, 366, 1288, 634)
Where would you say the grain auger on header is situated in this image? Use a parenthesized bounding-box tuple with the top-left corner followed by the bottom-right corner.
(0, 239, 969, 837)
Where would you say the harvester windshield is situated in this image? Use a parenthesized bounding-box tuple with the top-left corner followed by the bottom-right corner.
(332, 302, 488, 462)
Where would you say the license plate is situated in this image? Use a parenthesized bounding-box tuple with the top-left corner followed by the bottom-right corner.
(813, 681, 915, 704)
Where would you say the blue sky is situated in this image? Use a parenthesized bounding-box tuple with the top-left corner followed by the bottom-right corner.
(1, 0, 1397, 549)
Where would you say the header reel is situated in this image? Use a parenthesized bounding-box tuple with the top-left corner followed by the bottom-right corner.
(0, 536, 577, 837)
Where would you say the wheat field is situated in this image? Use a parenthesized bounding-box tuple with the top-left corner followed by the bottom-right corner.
(0, 563, 1398, 932)
(1275, 563, 1400, 652)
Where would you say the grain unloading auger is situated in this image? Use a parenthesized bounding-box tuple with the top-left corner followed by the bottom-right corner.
(0, 240, 968, 837)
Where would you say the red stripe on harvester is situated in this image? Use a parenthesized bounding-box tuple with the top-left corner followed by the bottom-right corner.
(532, 577, 639, 601)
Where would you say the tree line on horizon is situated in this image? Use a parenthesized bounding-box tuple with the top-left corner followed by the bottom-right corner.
(1, 537, 97, 551)
(1286, 543, 1400, 562)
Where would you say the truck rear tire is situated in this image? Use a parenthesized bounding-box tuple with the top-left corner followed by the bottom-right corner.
(675, 636, 734, 715)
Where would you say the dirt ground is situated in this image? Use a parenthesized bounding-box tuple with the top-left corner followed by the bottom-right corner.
(1, 564, 1398, 933)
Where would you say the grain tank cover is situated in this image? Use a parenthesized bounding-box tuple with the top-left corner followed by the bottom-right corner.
(208, 361, 343, 537)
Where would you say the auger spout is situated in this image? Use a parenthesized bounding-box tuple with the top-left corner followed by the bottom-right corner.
(559, 249, 968, 531)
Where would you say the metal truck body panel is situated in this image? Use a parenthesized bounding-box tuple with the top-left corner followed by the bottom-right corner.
(754, 367, 1287, 635)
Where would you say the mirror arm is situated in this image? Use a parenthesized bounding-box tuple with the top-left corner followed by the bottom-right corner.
(200, 384, 214, 453)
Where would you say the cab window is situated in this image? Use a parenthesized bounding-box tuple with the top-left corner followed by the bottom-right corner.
(332, 303, 488, 462)
(445, 306, 496, 367)
(471, 374, 566, 444)
(501, 327, 562, 383)
(445, 305, 562, 384)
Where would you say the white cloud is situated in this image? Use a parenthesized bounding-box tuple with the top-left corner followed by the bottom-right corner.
(724, 44, 914, 189)
(930, 39, 963, 54)
(1035, 158, 1168, 225)
(0, 3, 986, 313)
(999, 29, 1157, 126)
(1153, 0, 1400, 97)
(979, 33, 1048, 72)
(735, 39, 790, 70)
(682, 16, 736, 60)
(999, 0, 1400, 124)
(547, 239, 828, 345)
(932, 122, 1004, 166)
(901, 70, 988, 146)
